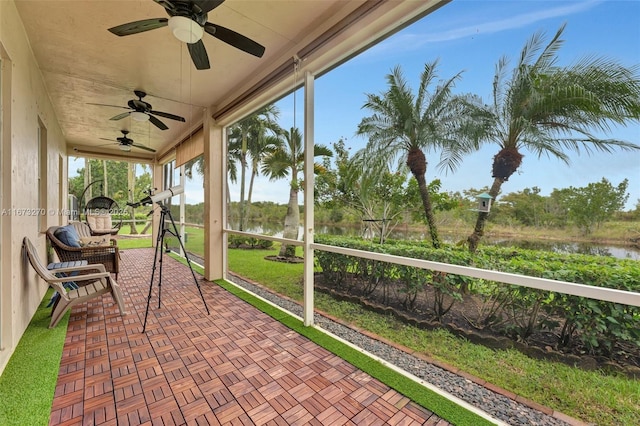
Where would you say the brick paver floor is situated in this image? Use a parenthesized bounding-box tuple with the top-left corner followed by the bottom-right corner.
(49, 248, 450, 425)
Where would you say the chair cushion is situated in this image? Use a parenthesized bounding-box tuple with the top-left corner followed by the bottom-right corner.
(54, 225, 81, 247)
(79, 236, 111, 247)
(87, 213, 113, 231)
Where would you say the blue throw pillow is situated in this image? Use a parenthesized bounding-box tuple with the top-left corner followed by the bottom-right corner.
(54, 225, 81, 248)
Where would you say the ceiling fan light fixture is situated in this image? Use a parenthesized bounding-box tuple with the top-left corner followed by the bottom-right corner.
(131, 111, 149, 122)
(119, 144, 132, 152)
(168, 16, 203, 43)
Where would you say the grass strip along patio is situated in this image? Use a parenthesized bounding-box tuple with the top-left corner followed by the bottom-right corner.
(0, 290, 69, 426)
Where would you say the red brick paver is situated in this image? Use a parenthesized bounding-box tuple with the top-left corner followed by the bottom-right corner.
(49, 248, 448, 425)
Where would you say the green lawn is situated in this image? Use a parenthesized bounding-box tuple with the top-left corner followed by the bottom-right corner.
(116, 226, 202, 252)
(116, 237, 152, 249)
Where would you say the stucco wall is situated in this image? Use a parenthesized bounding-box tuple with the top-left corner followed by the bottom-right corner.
(0, 0, 68, 375)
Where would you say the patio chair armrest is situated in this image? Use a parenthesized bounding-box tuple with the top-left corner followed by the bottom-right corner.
(49, 271, 110, 283)
(49, 263, 107, 274)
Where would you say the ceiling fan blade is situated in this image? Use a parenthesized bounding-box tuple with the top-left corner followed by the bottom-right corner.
(187, 40, 210, 70)
(149, 110, 186, 122)
(108, 18, 168, 37)
(131, 143, 157, 153)
(204, 23, 265, 58)
(148, 114, 169, 130)
(87, 102, 129, 110)
(193, 0, 225, 13)
(110, 112, 132, 121)
(99, 138, 115, 142)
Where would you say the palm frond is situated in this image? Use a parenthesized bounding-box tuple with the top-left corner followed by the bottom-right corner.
(490, 22, 640, 161)
(261, 149, 290, 180)
(416, 59, 439, 111)
(532, 23, 566, 71)
(493, 56, 509, 115)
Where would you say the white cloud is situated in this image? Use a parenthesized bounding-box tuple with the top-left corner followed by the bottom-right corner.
(367, 0, 602, 55)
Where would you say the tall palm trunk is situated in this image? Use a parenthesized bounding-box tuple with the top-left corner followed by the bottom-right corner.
(239, 134, 248, 231)
(413, 172, 441, 249)
(279, 185, 299, 257)
(468, 147, 521, 252)
(246, 167, 257, 224)
(407, 148, 441, 248)
(102, 160, 108, 196)
(84, 159, 91, 201)
(468, 177, 505, 252)
(128, 163, 138, 235)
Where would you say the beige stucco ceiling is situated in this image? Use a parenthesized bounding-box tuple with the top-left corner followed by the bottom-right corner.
(15, 0, 447, 161)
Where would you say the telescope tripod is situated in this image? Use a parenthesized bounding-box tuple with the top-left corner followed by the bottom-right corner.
(142, 203, 209, 333)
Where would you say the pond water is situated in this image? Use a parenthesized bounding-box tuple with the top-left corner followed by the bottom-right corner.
(236, 222, 640, 261)
(479, 238, 639, 260)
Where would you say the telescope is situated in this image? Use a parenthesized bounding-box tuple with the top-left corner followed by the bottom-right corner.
(137, 182, 208, 331)
(127, 185, 184, 208)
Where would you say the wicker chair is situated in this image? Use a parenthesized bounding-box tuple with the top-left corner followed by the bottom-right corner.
(46, 222, 120, 279)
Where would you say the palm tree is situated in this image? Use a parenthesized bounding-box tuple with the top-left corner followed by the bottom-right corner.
(83, 158, 92, 201)
(245, 126, 282, 223)
(229, 105, 280, 230)
(102, 160, 108, 196)
(127, 163, 138, 235)
(357, 61, 488, 248)
(467, 24, 640, 252)
(184, 108, 279, 227)
(262, 127, 332, 258)
(226, 132, 241, 206)
(184, 145, 235, 206)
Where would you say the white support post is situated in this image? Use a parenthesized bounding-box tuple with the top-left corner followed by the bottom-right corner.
(179, 164, 186, 257)
(203, 108, 225, 281)
(151, 162, 163, 247)
(303, 70, 315, 326)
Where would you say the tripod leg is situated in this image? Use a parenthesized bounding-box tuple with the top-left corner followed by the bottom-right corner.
(166, 210, 210, 315)
(142, 210, 166, 333)
(157, 232, 165, 309)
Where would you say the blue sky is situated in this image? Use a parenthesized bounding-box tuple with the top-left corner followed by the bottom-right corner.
(72, 1, 639, 210)
(239, 0, 640, 210)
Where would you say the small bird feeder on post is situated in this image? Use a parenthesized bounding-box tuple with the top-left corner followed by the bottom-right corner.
(476, 192, 492, 212)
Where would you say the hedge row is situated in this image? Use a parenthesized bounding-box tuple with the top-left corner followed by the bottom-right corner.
(314, 236, 640, 358)
(228, 234, 273, 249)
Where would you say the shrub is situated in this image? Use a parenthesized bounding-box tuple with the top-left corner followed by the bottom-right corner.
(314, 235, 640, 359)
